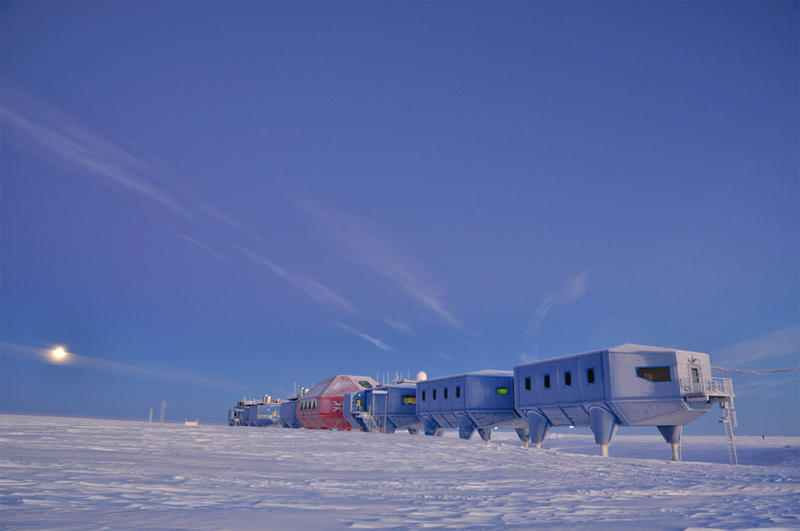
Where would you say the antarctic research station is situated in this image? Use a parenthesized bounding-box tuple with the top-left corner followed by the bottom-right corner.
(228, 344, 738, 462)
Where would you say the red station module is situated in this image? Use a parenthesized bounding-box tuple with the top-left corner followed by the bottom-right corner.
(296, 375, 379, 430)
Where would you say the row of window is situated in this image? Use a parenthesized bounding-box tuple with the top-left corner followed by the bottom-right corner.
(521, 366, 671, 390)
(420, 386, 509, 401)
(300, 399, 318, 410)
(523, 368, 596, 391)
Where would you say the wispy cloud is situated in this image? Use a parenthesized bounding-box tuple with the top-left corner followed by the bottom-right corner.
(336, 324, 391, 351)
(167, 227, 228, 262)
(197, 203, 273, 247)
(723, 372, 799, 400)
(240, 246, 356, 314)
(1, 91, 189, 217)
(299, 200, 460, 328)
(0, 342, 247, 393)
(382, 318, 413, 334)
(529, 272, 588, 334)
(711, 326, 800, 369)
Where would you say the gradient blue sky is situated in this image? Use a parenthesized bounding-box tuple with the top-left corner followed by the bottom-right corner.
(2, 2, 797, 434)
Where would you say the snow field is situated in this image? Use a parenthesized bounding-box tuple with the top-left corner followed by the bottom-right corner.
(0, 415, 797, 530)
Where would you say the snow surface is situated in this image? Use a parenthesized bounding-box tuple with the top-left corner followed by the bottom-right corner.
(1, 415, 797, 530)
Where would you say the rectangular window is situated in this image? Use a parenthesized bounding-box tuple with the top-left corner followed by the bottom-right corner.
(456, 386, 461, 398)
(636, 367, 671, 382)
(402, 395, 416, 405)
(422, 390, 426, 401)
(444, 388, 448, 399)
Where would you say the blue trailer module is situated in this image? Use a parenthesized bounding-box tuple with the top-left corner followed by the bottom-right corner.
(514, 344, 735, 459)
(280, 398, 302, 429)
(344, 382, 423, 433)
(416, 370, 530, 444)
(228, 395, 281, 427)
(372, 382, 423, 434)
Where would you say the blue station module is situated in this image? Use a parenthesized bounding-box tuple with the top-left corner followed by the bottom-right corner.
(416, 370, 530, 444)
(344, 382, 423, 433)
(228, 395, 282, 427)
(280, 398, 302, 429)
(514, 344, 734, 458)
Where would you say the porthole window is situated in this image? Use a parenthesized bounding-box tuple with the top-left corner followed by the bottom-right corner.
(525, 377, 531, 391)
(444, 388, 448, 399)
(544, 374, 551, 389)
(433, 389, 437, 400)
(359, 381, 373, 389)
(565, 371, 572, 387)
(587, 368, 595, 384)
(456, 386, 461, 398)
(496, 387, 509, 395)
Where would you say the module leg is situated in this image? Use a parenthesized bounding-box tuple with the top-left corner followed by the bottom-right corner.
(526, 411, 551, 449)
(658, 425, 682, 462)
(589, 406, 619, 457)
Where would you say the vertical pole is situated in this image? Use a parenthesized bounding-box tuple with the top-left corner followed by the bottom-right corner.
(159, 401, 166, 424)
(149, 407, 153, 423)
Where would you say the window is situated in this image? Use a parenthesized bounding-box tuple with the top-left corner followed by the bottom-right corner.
(525, 377, 531, 391)
(402, 395, 416, 405)
(456, 386, 461, 398)
(544, 374, 551, 389)
(565, 372, 572, 387)
(496, 387, 509, 395)
(359, 381, 373, 389)
(444, 388, 448, 399)
(587, 368, 595, 384)
(422, 390, 426, 401)
(636, 367, 671, 382)
(433, 389, 437, 400)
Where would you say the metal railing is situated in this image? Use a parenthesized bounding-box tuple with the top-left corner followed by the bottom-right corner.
(679, 376, 733, 397)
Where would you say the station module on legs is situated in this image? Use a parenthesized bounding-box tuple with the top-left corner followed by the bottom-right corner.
(240, 344, 735, 461)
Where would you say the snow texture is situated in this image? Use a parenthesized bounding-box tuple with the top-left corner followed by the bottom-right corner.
(1, 415, 797, 530)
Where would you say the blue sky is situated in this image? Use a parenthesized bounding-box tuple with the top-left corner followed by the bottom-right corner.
(1, 2, 797, 435)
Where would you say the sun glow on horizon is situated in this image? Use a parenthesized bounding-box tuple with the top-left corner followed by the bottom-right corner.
(51, 347, 68, 362)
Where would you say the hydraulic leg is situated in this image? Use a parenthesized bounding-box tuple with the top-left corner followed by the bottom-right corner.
(589, 406, 619, 457)
(526, 411, 552, 449)
(657, 425, 682, 461)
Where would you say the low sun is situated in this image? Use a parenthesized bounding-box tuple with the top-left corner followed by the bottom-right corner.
(52, 347, 67, 361)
